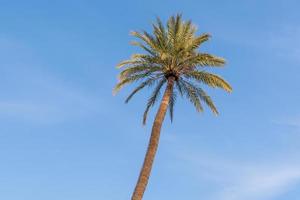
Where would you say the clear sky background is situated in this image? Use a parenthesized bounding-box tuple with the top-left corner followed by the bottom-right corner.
(1, 1, 300, 200)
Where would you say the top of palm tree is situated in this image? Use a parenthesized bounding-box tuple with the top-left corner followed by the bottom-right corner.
(114, 14, 232, 124)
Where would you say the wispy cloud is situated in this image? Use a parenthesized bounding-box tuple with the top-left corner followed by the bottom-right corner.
(0, 35, 106, 123)
(0, 90, 101, 123)
(218, 165, 300, 200)
(272, 115, 300, 131)
(0, 68, 103, 123)
(174, 149, 300, 200)
(216, 23, 300, 64)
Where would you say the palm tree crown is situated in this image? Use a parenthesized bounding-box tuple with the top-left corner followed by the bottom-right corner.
(114, 14, 232, 124)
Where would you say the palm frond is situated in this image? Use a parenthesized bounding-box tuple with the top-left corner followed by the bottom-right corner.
(185, 33, 210, 51)
(131, 31, 163, 54)
(152, 17, 168, 51)
(119, 65, 149, 79)
(115, 14, 232, 122)
(130, 41, 157, 56)
(168, 90, 176, 122)
(179, 79, 203, 112)
(177, 20, 193, 43)
(114, 72, 153, 94)
(175, 80, 184, 97)
(182, 80, 218, 114)
(185, 71, 232, 92)
(119, 65, 162, 80)
(143, 79, 166, 125)
(178, 53, 225, 70)
(197, 87, 218, 115)
(125, 78, 159, 103)
(195, 53, 226, 67)
(117, 58, 141, 68)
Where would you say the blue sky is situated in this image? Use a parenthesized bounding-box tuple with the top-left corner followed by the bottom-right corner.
(1, 0, 300, 200)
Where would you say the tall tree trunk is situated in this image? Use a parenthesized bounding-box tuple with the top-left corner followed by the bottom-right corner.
(131, 77, 175, 200)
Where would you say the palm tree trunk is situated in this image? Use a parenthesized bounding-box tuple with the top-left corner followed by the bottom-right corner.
(131, 77, 175, 200)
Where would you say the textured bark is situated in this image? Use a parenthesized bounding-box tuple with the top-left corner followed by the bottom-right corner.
(131, 77, 175, 200)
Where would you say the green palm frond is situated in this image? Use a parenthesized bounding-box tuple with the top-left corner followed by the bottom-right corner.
(114, 72, 154, 94)
(180, 79, 203, 112)
(117, 58, 142, 68)
(175, 80, 184, 97)
(182, 80, 218, 114)
(119, 65, 162, 80)
(168, 90, 176, 122)
(114, 14, 232, 123)
(197, 87, 218, 115)
(178, 53, 225, 70)
(195, 53, 226, 67)
(131, 31, 162, 54)
(119, 65, 149, 79)
(152, 18, 168, 51)
(185, 71, 232, 92)
(125, 78, 159, 103)
(185, 33, 210, 51)
(143, 79, 166, 125)
(167, 15, 177, 45)
(177, 19, 193, 44)
(130, 41, 157, 56)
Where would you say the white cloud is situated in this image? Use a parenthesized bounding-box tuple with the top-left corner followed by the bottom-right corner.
(215, 23, 300, 64)
(219, 165, 300, 200)
(0, 91, 100, 123)
(273, 116, 300, 130)
(0, 35, 111, 124)
(0, 66, 103, 123)
(176, 151, 300, 200)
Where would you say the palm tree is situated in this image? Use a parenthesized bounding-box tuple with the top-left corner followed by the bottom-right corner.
(114, 14, 232, 200)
